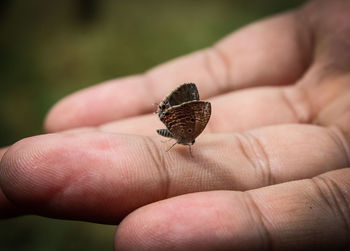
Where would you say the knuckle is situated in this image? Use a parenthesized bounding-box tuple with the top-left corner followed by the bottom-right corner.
(142, 137, 171, 199)
(311, 175, 350, 233)
(236, 132, 275, 186)
(205, 46, 231, 92)
(244, 192, 274, 250)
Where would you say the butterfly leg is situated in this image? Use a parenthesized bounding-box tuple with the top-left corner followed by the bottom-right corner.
(188, 144, 193, 157)
(157, 129, 177, 150)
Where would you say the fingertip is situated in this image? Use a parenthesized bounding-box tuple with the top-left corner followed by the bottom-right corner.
(0, 135, 61, 208)
(44, 84, 115, 133)
(44, 91, 90, 133)
(44, 97, 68, 133)
(44, 76, 153, 133)
(0, 131, 168, 222)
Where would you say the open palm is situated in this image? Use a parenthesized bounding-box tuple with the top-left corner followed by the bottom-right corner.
(1, 0, 350, 250)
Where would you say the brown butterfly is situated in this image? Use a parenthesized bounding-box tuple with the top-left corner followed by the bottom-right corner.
(156, 83, 211, 156)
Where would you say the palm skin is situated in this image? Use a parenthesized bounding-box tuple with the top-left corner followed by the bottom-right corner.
(1, 0, 350, 250)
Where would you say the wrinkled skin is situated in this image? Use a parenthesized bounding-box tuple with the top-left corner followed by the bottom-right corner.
(1, 0, 350, 250)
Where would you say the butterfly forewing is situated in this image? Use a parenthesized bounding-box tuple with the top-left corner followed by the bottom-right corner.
(167, 83, 199, 106)
(157, 83, 199, 118)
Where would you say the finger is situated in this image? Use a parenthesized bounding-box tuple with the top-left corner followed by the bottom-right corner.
(0, 147, 22, 218)
(99, 68, 350, 136)
(0, 147, 7, 159)
(0, 123, 348, 223)
(45, 12, 310, 132)
(115, 168, 350, 250)
(100, 85, 311, 135)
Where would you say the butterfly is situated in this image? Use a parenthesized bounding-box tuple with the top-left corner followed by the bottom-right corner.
(156, 83, 211, 156)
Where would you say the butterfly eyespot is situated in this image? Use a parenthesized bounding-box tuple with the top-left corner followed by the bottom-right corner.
(181, 129, 185, 133)
(187, 129, 192, 133)
(190, 118, 195, 123)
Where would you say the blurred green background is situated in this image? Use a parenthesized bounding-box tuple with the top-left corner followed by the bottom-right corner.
(0, 0, 305, 250)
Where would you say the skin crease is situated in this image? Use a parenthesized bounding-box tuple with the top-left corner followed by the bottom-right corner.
(1, 0, 350, 250)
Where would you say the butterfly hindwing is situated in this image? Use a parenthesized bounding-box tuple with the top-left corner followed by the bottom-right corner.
(159, 101, 211, 144)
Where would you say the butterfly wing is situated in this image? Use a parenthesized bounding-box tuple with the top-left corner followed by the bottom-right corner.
(159, 101, 211, 144)
(157, 83, 199, 118)
(167, 83, 199, 106)
(192, 101, 211, 138)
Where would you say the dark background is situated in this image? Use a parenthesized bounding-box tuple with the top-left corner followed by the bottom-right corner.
(0, 0, 305, 250)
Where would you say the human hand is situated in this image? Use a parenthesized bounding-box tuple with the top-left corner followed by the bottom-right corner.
(1, 0, 350, 250)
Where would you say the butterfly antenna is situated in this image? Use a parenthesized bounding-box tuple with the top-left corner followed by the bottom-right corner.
(166, 141, 178, 152)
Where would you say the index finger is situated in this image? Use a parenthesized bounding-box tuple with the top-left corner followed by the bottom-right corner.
(45, 11, 310, 132)
(1, 123, 348, 222)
